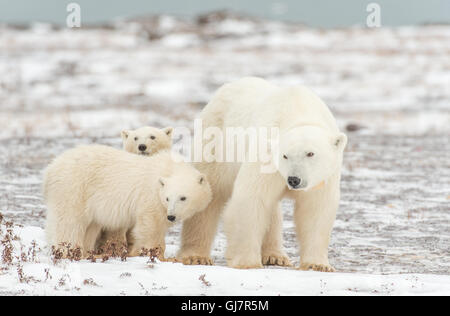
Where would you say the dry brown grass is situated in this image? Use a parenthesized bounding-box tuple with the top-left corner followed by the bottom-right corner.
(0, 214, 42, 284)
(50, 243, 82, 264)
(1, 214, 16, 266)
(96, 239, 128, 262)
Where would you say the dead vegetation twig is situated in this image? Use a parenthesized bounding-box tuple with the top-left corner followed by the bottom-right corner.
(199, 274, 211, 287)
(83, 278, 100, 287)
(138, 282, 151, 296)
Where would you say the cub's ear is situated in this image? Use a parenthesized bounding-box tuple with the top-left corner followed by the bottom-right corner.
(121, 130, 130, 140)
(333, 132, 348, 151)
(159, 178, 166, 187)
(163, 127, 173, 138)
(198, 174, 206, 185)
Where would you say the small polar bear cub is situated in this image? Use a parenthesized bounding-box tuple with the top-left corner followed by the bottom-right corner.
(101, 125, 173, 246)
(121, 126, 173, 156)
(43, 145, 212, 258)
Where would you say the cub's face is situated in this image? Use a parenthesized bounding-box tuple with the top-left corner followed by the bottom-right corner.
(158, 170, 212, 224)
(277, 126, 347, 190)
(122, 126, 173, 156)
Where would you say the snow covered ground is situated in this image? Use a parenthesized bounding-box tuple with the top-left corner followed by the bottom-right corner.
(1, 223, 449, 296)
(1, 12, 449, 295)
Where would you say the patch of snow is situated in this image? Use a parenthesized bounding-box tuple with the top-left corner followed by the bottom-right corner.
(1, 225, 449, 296)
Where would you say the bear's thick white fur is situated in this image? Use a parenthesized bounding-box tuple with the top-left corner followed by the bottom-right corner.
(122, 126, 173, 156)
(101, 126, 173, 247)
(43, 145, 212, 258)
(178, 77, 347, 271)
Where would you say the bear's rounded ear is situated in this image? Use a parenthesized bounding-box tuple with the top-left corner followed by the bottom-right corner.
(163, 127, 173, 138)
(333, 132, 348, 151)
(121, 130, 130, 140)
(159, 178, 165, 187)
(198, 174, 205, 185)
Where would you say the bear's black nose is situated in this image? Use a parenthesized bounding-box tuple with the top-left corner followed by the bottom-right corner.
(167, 215, 176, 222)
(138, 144, 147, 152)
(288, 176, 301, 188)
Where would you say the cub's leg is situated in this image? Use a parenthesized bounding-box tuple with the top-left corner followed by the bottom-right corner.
(46, 201, 89, 258)
(103, 229, 128, 245)
(129, 211, 167, 258)
(96, 229, 128, 253)
(83, 223, 103, 256)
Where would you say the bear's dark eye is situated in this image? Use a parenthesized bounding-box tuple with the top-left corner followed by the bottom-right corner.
(166, 197, 169, 202)
(150, 135, 155, 140)
(283, 155, 288, 160)
(180, 196, 186, 201)
(307, 152, 314, 157)
(134, 137, 138, 141)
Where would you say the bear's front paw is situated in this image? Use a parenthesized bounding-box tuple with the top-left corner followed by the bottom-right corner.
(262, 254, 292, 267)
(298, 263, 335, 272)
(230, 263, 263, 269)
(228, 256, 263, 269)
(181, 256, 214, 266)
(160, 257, 179, 263)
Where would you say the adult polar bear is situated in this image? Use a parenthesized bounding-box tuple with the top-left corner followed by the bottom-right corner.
(178, 77, 347, 271)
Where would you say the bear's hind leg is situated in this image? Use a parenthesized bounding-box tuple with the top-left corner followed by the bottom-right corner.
(49, 219, 88, 259)
(261, 204, 292, 267)
(45, 196, 89, 259)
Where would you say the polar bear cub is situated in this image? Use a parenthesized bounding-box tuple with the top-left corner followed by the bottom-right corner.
(100, 125, 173, 246)
(122, 126, 173, 156)
(43, 145, 212, 258)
